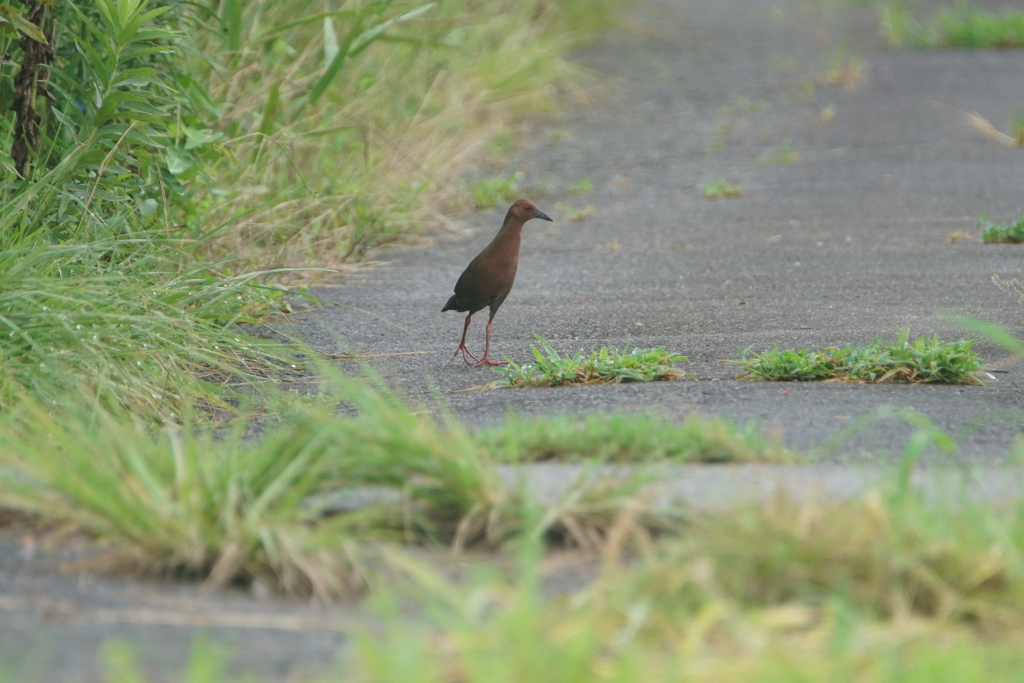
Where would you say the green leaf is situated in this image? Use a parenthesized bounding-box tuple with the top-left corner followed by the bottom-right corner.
(164, 147, 193, 175)
(945, 314, 1024, 354)
(221, 0, 242, 51)
(308, 8, 368, 105)
(258, 80, 281, 139)
(349, 3, 436, 58)
(0, 5, 47, 43)
(323, 16, 339, 70)
(183, 128, 226, 151)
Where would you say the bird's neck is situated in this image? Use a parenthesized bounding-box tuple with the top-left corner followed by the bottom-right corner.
(487, 216, 524, 255)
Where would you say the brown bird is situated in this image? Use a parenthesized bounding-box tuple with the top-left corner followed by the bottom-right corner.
(442, 198, 553, 366)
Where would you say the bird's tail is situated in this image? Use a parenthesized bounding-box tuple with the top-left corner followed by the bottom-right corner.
(441, 294, 458, 312)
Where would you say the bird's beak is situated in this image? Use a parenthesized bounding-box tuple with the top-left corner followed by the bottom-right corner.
(534, 210, 553, 222)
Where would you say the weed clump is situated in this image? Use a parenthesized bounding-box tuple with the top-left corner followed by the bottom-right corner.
(979, 213, 1024, 243)
(731, 330, 984, 384)
(701, 181, 741, 199)
(476, 412, 787, 463)
(494, 335, 691, 387)
(884, 2, 1024, 48)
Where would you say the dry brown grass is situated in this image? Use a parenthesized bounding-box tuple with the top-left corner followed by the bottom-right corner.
(187, 0, 616, 276)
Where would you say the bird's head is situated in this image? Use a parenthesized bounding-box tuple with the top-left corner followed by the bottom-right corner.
(510, 199, 553, 223)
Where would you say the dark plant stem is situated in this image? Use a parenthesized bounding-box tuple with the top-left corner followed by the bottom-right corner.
(10, 0, 53, 178)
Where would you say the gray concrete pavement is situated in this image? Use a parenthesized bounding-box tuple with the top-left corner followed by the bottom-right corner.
(300, 0, 1024, 461)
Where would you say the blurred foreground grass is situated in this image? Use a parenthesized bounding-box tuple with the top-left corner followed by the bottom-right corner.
(881, 1, 1024, 48)
(13, 468, 1024, 682)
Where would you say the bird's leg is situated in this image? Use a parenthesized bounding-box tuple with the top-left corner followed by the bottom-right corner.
(445, 313, 480, 366)
(473, 318, 508, 366)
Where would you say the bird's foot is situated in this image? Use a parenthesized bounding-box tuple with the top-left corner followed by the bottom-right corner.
(472, 356, 508, 367)
(445, 344, 479, 367)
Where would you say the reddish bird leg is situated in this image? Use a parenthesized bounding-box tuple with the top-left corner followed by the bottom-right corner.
(473, 318, 508, 366)
(445, 313, 480, 366)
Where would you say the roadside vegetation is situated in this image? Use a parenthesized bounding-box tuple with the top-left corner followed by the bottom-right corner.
(881, 1, 1024, 48)
(0, 0, 303, 415)
(731, 330, 984, 384)
(187, 0, 617, 269)
(493, 336, 691, 387)
(0, 0, 620, 412)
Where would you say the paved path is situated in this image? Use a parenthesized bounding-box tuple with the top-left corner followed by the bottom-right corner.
(7, 0, 1024, 679)
(302, 0, 1024, 461)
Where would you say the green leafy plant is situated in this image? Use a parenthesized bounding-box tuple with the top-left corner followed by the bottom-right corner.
(0, 0, 221, 234)
(730, 329, 984, 384)
(979, 212, 1024, 243)
(0, 0, 303, 415)
(494, 335, 691, 387)
(882, 2, 1024, 48)
(701, 180, 741, 199)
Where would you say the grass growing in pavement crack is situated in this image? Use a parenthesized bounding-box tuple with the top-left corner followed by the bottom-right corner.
(477, 412, 788, 463)
(0, 365, 729, 600)
(701, 181, 741, 199)
(493, 336, 692, 388)
(730, 329, 984, 384)
(349, 490, 1024, 683)
(979, 213, 1024, 243)
(74, 487, 1024, 680)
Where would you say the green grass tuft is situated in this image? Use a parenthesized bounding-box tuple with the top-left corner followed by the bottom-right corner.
(883, 2, 1024, 48)
(1, 364, 747, 597)
(0, 239, 297, 415)
(476, 412, 788, 463)
(979, 212, 1024, 243)
(730, 329, 984, 384)
(701, 181, 741, 199)
(493, 335, 692, 387)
